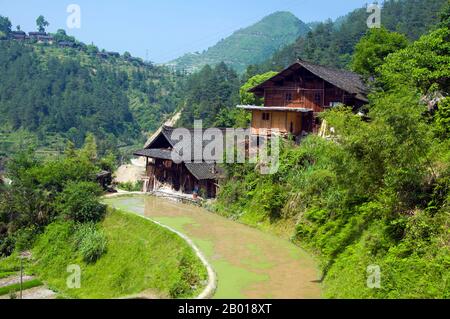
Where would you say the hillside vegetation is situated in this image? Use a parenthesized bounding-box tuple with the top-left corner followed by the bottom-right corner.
(213, 4, 450, 298)
(0, 26, 183, 160)
(250, 0, 448, 74)
(168, 11, 310, 74)
(0, 137, 206, 298)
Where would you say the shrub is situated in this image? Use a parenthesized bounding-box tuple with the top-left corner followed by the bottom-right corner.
(55, 181, 106, 223)
(73, 223, 107, 264)
(13, 226, 39, 252)
(117, 181, 143, 192)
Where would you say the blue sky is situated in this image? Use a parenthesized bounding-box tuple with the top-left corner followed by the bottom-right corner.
(0, 0, 369, 63)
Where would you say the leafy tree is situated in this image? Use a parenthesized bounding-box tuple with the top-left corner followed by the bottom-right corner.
(64, 140, 77, 158)
(435, 97, 450, 139)
(351, 27, 408, 79)
(240, 71, 277, 105)
(81, 133, 98, 163)
(53, 29, 76, 43)
(178, 63, 240, 128)
(378, 24, 450, 93)
(252, 0, 447, 73)
(123, 51, 131, 59)
(55, 181, 106, 223)
(36, 15, 49, 32)
(0, 15, 11, 39)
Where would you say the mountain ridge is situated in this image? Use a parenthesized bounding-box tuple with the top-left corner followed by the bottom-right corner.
(167, 11, 310, 73)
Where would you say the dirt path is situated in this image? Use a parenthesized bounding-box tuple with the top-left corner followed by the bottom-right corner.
(0, 275, 34, 288)
(104, 195, 321, 299)
(0, 286, 56, 300)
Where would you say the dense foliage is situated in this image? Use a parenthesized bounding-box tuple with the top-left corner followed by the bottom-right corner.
(0, 20, 183, 160)
(169, 11, 310, 74)
(178, 62, 240, 128)
(214, 5, 450, 298)
(249, 0, 447, 74)
(0, 210, 207, 298)
(351, 27, 408, 79)
(0, 136, 107, 256)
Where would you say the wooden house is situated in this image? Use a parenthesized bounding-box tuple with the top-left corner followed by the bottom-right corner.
(134, 126, 222, 199)
(10, 31, 27, 40)
(238, 60, 368, 136)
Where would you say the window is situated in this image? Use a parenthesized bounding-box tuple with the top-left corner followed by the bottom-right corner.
(286, 92, 293, 102)
(314, 92, 322, 104)
(262, 113, 271, 121)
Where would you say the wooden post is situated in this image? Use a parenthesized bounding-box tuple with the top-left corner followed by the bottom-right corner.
(20, 257, 23, 299)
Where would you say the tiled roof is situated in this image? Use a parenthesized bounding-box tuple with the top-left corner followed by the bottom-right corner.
(135, 126, 225, 180)
(134, 148, 176, 161)
(250, 59, 368, 102)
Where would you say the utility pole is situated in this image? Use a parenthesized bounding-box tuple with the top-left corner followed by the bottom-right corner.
(19, 257, 23, 299)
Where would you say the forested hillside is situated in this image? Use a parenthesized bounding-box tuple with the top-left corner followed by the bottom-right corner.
(168, 11, 310, 74)
(249, 0, 448, 74)
(177, 62, 242, 128)
(0, 21, 183, 161)
(214, 3, 450, 298)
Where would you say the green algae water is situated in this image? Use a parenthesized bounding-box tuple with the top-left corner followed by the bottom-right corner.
(104, 195, 321, 299)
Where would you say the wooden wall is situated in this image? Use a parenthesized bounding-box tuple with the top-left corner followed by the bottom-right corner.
(251, 110, 305, 135)
(262, 68, 354, 113)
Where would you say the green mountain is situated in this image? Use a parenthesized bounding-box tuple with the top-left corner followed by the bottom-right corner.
(251, 0, 448, 73)
(167, 11, 310, 74)
(0, 35, 183, 159)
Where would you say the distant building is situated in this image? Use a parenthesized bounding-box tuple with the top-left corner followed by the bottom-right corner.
(28, 31, 47, 39)
(238, 59, 368, 137)
(28, 32, 54, 44)
(58, 41, 76, 48)
(107, 51, 120, 58)
(97, 52, 109, 59)
(10, 31, 27, 40)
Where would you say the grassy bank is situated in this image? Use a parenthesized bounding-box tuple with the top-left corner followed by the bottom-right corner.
(0, 209, 207, 299)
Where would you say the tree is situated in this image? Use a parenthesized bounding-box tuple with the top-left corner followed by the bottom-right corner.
(55, 181, 106, 223)
(64, 140, 77, 158)
(0, 15, 12, 39)
(81, 133, 98, 162)
(16, 25, 21, 31)
(36, 15, 49, 33)
(240, 71, 278, 105)
(435, 97, 450, 139)
(379, 25, 450, 93)
(351, 27, 408, 79)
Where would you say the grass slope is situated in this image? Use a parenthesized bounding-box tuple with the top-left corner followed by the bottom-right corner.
(0, 209, 207, 299)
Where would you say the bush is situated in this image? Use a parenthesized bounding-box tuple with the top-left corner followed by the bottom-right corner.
(55, 182, 106, 223)
(73, 223, 107, 264)
(117, 181, 143, 192)
(13, 226, 39, 252)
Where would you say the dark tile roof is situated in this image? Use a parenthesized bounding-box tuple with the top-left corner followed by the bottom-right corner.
(135, 126, 226, 180)
(134, 148, 178, 161)
(185, 162, 218, 180)
(28, 32, 47, 36)
(250, 59, 368, 102)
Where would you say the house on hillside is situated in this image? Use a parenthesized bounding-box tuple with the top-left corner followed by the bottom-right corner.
(10, 31, 27, 40)
(28, 32, 54, 44)
(133, 60, 367, 199)
(134, 126, 222, 199)
(238, 59, 368, 137)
